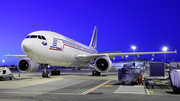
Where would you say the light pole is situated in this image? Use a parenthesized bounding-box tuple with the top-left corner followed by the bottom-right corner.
(126, 55, 128, 61)
(162, 47, 168, 63)
(131, 46, 136, 60)
(162, 47, 168, 69)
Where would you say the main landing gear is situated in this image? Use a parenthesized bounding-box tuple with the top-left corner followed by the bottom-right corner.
(92, 70, 101, 76)
(51, 66, 60, 76)
(42, 64, 50, 78)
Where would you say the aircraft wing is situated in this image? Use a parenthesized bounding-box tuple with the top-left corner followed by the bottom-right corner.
(5, 54, 28, 58)
(76, 50, 177, 62)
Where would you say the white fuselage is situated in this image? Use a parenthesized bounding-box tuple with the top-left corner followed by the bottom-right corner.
(21, 31, 97, 67)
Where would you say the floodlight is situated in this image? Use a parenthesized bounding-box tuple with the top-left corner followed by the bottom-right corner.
(131, 46, 136, 50)
(162, 47, 168, 52)
(2, 60, 5, 63)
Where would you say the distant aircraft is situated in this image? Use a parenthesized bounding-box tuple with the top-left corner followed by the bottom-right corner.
(5, 26, 177, 77)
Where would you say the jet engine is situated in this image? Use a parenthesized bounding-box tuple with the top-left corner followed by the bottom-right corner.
(17, 58, 39, 72)
(94, 57, 112, 73)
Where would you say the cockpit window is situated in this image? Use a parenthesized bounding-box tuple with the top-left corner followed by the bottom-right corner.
(38, 35, 42, 39)
(30, 35, 37, 38)
(26, 35, 30, 38)
(25, 35, 46, 40)
(41, 36, 46, 40)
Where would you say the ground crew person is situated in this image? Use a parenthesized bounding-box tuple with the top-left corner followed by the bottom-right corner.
(138, 74, 143, 85)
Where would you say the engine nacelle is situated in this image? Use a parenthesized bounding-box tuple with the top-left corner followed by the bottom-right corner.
(94, 57, 112, 73)
(17, 58, 39, 72)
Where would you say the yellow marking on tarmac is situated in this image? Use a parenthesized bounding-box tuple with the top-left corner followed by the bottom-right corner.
(148, 91, 154, 93)
(82, 80, 112, 95)
(102, 85, 114, 87)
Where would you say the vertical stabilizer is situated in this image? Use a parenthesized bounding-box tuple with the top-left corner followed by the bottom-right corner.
(89, 26, 98, 50)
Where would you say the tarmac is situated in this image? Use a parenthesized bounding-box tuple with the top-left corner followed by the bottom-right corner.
(0, 69, 180, 101)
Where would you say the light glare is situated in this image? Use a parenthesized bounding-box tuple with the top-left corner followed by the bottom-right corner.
(162, 47, 168, 52)
(2, 60, 5, 63)
(131, 46, 136, 50)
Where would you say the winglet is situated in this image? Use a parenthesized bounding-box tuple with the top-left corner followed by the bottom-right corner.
(89, 26, 98, 50)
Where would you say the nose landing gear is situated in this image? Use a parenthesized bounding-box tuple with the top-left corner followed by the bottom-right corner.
(41, 65, 61, 78)
(42, 64, 50, 78)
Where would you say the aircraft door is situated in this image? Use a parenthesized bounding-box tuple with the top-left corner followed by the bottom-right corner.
(56, 40, 63, 50)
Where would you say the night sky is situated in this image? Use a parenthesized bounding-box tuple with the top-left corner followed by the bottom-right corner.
(0, 0, 179, 66)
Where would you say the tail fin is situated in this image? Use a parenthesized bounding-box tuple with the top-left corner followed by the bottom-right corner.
(89, 26, 98, 50)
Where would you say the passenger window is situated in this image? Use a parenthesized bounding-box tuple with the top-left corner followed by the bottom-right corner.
(30, 35, 37, 38)
(26, 35, 30, 38)
(38, 35, 42, 39)
(41, 36, 46, 40)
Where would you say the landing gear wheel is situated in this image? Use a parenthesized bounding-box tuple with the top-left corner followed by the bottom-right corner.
(51, 71, 54, 75)
(42, 72, 45, 77)
(92, 70, 100, 76)
(97, 72, 100, 76)
(51, 70, 61, 76)
(42, 72, 50, 78)
(58, 70, 60, 75)
(92, 70, 98, 76)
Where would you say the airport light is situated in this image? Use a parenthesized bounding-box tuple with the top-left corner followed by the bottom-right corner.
(125, 55, 128, 61)
(131, 46, 136, 51)
(131, 46, 136, 60)
(162, 47, 168, 63)
(2, 60, 5, 67)
(113, 58, 115, 62)
(162, 47, 168, 52)
(152, 58, 154, 61)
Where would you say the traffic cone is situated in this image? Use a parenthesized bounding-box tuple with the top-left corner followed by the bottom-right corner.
(100, 73, 102, 77)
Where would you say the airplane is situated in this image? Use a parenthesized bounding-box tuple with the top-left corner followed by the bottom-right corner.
(5, 26, 177, 77)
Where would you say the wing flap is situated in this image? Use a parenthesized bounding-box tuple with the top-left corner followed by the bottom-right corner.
(76, 54, 107, 62)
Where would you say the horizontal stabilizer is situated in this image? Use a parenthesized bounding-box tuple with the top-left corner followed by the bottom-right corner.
(5, 54, 28, 58)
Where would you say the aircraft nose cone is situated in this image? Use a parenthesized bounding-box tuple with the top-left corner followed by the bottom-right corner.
(21, 41, 34, 53)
